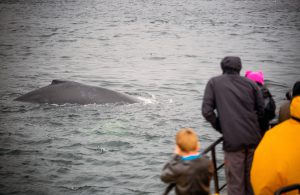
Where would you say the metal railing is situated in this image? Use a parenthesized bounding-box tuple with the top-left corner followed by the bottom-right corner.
(201, 137, 226, 194)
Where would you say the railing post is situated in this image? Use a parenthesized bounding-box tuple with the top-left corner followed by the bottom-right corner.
(201, 137, 225, 194)
(212, 147, 220, 194)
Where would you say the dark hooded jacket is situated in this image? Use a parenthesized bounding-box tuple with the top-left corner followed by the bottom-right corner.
(278, 81, 300, 123)
(161, 155, 214, 195)
(202, 56, 265, 152)
(258, 84, 276, 135)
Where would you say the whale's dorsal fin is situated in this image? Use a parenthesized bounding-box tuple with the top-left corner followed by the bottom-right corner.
(51, 80, 68, 85)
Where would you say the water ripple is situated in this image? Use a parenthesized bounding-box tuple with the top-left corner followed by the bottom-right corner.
(1, 0, 299, 194)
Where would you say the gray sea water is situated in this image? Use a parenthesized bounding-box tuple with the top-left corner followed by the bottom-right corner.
(0, 0, 299, 194)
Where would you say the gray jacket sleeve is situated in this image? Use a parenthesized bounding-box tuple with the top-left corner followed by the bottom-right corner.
(202, 80, 221, 132)
(160, 155, 180, 184)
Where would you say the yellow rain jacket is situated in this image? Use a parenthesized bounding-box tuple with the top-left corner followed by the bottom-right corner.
(251, 96, 300, 195)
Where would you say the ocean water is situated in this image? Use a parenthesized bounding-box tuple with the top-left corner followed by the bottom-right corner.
(0, 0, 299, 194)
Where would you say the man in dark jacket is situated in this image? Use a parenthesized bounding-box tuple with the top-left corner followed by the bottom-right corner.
(202, 56, 264, 195)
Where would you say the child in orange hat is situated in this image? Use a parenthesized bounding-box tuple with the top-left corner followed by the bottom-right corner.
(161, 128, 214, 195)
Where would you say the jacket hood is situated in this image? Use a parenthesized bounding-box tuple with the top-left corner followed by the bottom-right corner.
(292, 81, 300, 97)
(290, 96, 300, 119)
(221, 56, 242, 74)
(245, 70, 264, 85)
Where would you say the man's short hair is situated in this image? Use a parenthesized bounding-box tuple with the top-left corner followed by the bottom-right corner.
(176, 128, 199, 152)
(220, 56, 242, 74)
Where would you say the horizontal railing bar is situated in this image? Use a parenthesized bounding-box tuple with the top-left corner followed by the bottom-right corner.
(220, 184, 227, 191)
(217, 163, 225, 171)
(201, 137, 223, 155)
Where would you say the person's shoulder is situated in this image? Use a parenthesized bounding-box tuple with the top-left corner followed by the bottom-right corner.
(193, 155, 212, 165)
(191, 156, 213, 172)
(207, 75, 224, 83)
(280, 100, 290, 108)
(167, 155, 187, 167)
(240, 76, 261, 89)
(201, 155, 212, 162)
(162, 155, 185, 173)
(240, 75, 254, 83)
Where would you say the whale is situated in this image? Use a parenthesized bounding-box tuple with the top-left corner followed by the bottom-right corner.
(14, 80, 140, 105)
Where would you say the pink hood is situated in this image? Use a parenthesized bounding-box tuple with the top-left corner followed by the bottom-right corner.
(245, 70, 264, 85)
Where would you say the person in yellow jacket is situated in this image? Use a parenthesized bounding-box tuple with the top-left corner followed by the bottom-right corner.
(251, 93, 300, 195)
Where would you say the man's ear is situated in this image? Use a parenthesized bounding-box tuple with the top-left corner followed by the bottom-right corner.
(175, 145, 182, 155)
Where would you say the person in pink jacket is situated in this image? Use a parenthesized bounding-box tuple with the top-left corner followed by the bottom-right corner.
(245, 70, 276, 136)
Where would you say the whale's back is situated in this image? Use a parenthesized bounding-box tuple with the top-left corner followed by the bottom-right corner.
(15, 80, 139, 105)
